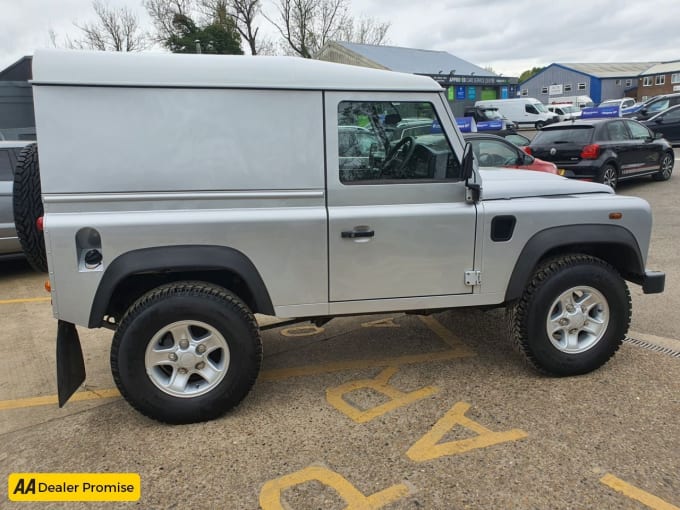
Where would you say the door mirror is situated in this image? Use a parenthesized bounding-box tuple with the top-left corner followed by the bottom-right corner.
(462, 142, 474, 180)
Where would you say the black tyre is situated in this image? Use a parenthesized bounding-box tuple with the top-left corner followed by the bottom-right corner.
(535, 121, 545, 130)
(508, 254, 631, 376)
(652, 151, 674, 181)
(597, 163, 618, 190)
(13, 143, 47, 272)
(111, 281, 262, 424)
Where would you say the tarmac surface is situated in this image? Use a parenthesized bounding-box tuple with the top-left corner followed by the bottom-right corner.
(0, 149, 678, 509)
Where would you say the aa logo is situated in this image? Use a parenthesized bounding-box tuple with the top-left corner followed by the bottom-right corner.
(12, 477, 36, 495)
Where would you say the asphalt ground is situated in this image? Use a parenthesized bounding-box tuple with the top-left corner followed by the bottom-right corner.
(0, 150, 679, 509)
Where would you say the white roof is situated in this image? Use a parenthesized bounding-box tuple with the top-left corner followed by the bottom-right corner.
(32, 50, 442, 92)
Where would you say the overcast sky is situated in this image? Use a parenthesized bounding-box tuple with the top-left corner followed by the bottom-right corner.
(2, 0, 680, 76)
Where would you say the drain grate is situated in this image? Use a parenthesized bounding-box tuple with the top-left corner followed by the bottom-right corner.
(624, 337, 680, 358)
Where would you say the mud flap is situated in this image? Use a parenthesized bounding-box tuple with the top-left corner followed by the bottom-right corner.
(56, 320, 86, 407)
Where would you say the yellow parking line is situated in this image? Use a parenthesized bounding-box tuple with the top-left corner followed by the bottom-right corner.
(601, 474, 680, 510)
(0, 389, 121, 411)
(0, 297, 51, 305)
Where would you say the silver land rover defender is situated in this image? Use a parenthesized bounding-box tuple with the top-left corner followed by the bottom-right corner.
(16, 50, 664, 424)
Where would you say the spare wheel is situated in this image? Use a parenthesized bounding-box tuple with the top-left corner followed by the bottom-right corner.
(13, 143, 48, 272)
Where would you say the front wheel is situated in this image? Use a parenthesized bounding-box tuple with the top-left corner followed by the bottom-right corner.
(111, 281, 262, 424)
(508, 254, 631, 376)
(535, 121, 545, 130)
(652, 152, 673, 181)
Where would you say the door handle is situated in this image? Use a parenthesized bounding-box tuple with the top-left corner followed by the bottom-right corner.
(341, 229, 375, 239)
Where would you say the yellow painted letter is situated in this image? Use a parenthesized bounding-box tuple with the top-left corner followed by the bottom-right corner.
(259, 465, 410, 510)
(407, 401, 528, 461)
(326, 366, 439, 423)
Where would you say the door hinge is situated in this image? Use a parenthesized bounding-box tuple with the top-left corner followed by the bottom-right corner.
(464, 270, 482, 286)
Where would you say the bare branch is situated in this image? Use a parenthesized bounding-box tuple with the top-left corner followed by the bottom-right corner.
(70, 0, 149, 52)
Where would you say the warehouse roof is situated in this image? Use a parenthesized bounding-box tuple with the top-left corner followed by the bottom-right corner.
(641, 60, 680, 75)
(318, 41, 496, 77)
(555, 62, 657, 78)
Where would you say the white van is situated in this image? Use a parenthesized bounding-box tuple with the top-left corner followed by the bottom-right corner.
(547, 104, 582, 121)
(549, 95, 594, 109)
(474, 98, 558, 129)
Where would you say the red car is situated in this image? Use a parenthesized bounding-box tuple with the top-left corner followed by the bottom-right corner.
(464, 133, 557, 174)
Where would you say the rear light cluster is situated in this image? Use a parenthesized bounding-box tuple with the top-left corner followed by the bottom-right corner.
(580, 144, 600, 159)
(522, 147, 532, 155)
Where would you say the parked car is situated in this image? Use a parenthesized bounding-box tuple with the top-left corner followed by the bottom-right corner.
(622, 92, 680, 121)
(599, 98, 636, 110)
(0, 141, 32, 259)
(464, 133, 557, 174)
(547, 104, 582, 121)
(641, 104, 680, 144)
(550, 95, 594, 109)
(527, 118, 674, 189)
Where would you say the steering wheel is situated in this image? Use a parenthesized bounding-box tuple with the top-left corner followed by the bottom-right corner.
(382, 136, 417, 177)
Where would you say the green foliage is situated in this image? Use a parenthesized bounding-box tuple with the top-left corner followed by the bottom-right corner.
(166, 13, 243, 55)
(518, 66, 544, 83)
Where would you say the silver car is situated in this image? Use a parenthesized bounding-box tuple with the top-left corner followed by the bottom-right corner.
(0, 141, 31, 258)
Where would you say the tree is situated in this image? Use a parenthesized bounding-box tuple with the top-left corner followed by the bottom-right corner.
(199, 0, 266, 55)
(67, 0, 149, 51)
(166, 12, 243, 54)
(518, 66, 544, 83)
(144, 0, 195, 44)
(265, 0, 351, 58)
(340, 17, 390, 45)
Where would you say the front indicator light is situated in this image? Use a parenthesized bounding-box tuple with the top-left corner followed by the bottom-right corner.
(609, 212, 623, 220)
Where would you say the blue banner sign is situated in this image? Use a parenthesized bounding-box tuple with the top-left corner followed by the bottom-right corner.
(581, 105, 621, 119)
(455, 117, 476, 133)
(456, 86, 466, 100)
(476, 120, 504, 131)
(501, 86, 509, 99)
(431, 120, 443, 133)
(467, 87, 476, 100)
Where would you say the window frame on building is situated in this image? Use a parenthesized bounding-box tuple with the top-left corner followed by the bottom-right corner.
(655, 75, 665, 86)
(577, 83, 586, 91)
(642, 76, 653, 87)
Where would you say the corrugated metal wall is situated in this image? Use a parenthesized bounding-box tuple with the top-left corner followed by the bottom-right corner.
(521, 65, 591, 103)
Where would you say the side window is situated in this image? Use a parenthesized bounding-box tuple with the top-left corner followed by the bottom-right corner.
(662, 108, 680, 121)
(647, 99, 669, 112)
(337, 101, 461, 184)
(0, 150, 13, 181)
(606, 121, 631, 141)
(472, 140, 519, 167)
(525, 104, 538, 114)
(626, 121, 651, 140)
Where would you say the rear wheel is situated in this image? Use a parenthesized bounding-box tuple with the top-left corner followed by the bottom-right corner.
(535, 121, 545, 130)
(652, 152, 673, 181)
(111, 281, 262, 424)
(598, 164, 618, 190)
(12, 143, 47, 272)
(508, 254, 630, 376)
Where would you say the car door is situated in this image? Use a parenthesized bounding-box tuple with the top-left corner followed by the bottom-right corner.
(325, 92, 477, 306)
(624, 120, 662, 176)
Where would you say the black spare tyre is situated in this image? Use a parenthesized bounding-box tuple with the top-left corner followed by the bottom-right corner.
(13, 143, 48, 272)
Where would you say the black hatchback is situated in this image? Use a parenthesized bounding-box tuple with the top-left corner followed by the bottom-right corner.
(527, 118, 674, 189)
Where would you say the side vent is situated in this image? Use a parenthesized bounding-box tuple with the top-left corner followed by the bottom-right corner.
(491, 216, 516, 242)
